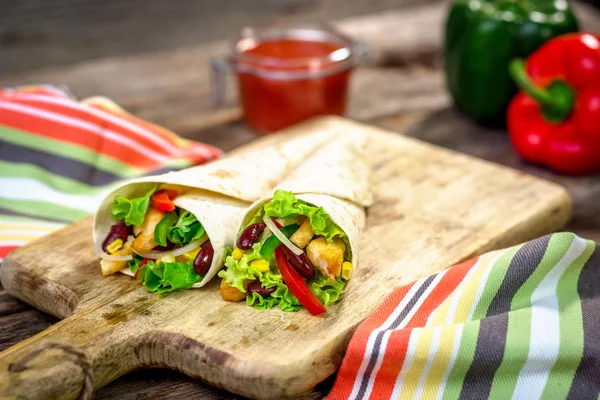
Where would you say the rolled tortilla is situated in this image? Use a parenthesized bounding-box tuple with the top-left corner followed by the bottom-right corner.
(220, 131, 370, 310)
(93, 130, 336, 288)
(239, 132, 371, 267)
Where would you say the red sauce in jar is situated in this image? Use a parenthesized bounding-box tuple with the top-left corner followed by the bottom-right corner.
(235, 36, 354, 133)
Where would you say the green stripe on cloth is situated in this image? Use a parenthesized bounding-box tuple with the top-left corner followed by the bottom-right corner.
(441, 321, 480, 400)
(164, 158, 194, 170)
(471, 246, 521, 320)
(488, 233, 576, 398)
(0, 213, 64, 227)
(0, 160, 110, 195)
(541, 239, 595, 398)
(0, 124, 143, 178)
(1, 198, 88, 222)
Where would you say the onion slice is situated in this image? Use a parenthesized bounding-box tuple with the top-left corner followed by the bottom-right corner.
(263, 215, 303, 256)
(93, 239, 133, 261)
(134, 237, 205, 260)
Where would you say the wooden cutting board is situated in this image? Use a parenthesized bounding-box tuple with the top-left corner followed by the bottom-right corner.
(0, 116, 571, 400)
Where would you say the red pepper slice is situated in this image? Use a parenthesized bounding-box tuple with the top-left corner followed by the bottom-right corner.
(275, 246, 326, 316)
(151, 190, 177, 212)
(134, 259, 149, 279)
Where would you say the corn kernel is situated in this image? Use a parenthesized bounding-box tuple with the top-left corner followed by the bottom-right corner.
(106, 239, 123, 254)
(251, 259, 270, 272)
(182, 247, 201, 261)
(158, 254, 176, 264)
(341, 261, 352, 280)
(232, 248, 245, 261)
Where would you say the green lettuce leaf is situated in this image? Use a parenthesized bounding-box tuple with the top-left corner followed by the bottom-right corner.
(167, 211, 205, 246)
(137, 259, 203, 293)
(310, 274, 345, 305)
(219, 243, 266, 292)
(246, 283, 302, 312)
(154, 211, 178, 247)
(263, 190, 346, 241)
(111, 186, 158, 226)
(128, 254, 144, 274)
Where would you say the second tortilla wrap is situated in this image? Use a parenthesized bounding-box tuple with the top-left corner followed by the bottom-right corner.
(219, 132, 370, 313)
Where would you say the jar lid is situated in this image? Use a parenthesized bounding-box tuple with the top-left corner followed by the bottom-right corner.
(230, 23, 360, 80)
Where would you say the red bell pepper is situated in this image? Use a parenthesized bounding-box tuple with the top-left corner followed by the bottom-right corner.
(508, 33, 600, 175)
(134, 259, 149, 279)
(151, 190, 178, 212)
(275, 246, 326, 316)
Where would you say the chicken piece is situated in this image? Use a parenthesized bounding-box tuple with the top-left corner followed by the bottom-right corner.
(100, 242, 134, 276)
(306, 237, 346, 280)
(220, 279, 252, 302)
(131, 208, 165, 254)
(290, 217, 314, 249)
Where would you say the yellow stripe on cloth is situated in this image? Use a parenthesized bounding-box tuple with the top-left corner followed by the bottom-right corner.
(397, 327, 437, 399)
(0, 223, 60, 233)
(450, 252, 498, 324)
(0, 233, 50, 243)
(420, 325, 461, 400)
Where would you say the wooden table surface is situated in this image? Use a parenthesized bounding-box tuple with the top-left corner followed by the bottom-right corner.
(1, 1, 600, 398)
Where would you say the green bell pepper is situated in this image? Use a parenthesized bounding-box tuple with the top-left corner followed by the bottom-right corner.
(259, 223, 299, 261)
(444, 0, 579, 125)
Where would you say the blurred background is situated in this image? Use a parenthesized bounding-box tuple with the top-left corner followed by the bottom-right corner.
(2, 0, 428, 74)
(2, 0, 599, 75)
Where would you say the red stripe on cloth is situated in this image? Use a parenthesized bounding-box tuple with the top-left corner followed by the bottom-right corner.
(0, 87, 70, 99)
(0, 245, 19, 259)
(9, 94, 221, 163)
(366, 258, 477, 400)
(10, 97, 195, 157)
(326, 282, 419, 400)
(326, 257, 478, 400)
(0, 107, 165, 170)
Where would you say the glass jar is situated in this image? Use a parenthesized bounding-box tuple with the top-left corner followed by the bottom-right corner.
(212, 24, 364, 133)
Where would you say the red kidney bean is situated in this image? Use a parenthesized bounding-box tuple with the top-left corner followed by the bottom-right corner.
(236, 222, 266, 250)
(281, 246, 314, 280)
(152, 240, 176, 251)
(102, 222, 132, 252)
(194, 241, 213, 275)
(248, 280, 276, 296)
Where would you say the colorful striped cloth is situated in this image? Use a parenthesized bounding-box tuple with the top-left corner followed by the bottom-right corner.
(0, 85, 221, 262)
(328, 232, 600, 400)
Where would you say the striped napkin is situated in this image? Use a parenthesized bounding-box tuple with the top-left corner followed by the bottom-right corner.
(0, 85, 221, 262)
(328, 232, 600, 400)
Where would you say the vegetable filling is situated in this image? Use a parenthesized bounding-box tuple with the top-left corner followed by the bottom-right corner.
(218, 190, 352, 315)
(99, 185, 210, 293)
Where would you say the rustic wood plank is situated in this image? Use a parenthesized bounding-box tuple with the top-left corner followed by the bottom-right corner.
(96, 369, 332, 400)
(0, 310, 58, 351)
(0, 289, 30, 318)
(0, 0, 438, 74)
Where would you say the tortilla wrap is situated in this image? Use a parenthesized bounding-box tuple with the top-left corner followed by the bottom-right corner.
(93, 130, 337, 287)
(235, 130, 370, 275)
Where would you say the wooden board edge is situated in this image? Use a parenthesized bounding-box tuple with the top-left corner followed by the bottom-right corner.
(0, 254, 78, 320)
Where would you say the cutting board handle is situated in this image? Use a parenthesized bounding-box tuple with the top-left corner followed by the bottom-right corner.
(0, 315, 139, 400)
(4, 341, 93, 399)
